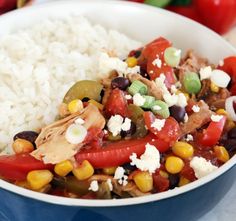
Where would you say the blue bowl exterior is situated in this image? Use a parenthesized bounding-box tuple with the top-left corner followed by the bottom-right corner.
(0, 165, 235, 221)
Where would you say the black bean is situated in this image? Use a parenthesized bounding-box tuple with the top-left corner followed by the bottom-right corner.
(111, 77, 130, 90)
(82, 97, 90, 102)
(13, 131, 38, 144)
(140, 68, 150, 80)
(221, 139, 236, 153)
(120, 122, 136, 137)
(228, 127, 236, 139)
(168, 174, 180, 189)
(122, 163, 136, 174)
(169, 105, 186, 122)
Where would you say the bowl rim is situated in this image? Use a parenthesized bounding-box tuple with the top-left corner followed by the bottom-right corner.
(0, 0, 236, 207)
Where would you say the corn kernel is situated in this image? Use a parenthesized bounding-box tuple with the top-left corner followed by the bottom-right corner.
(214, 146, 230, 163)
(172, 141, 194, 159)
(126, 57, 138, 68)
(159, 170, 169, 179)
(133, 171, 153, 193)
(103, 167, 117, 175)
(73, 160, 94, 180)
(178, 176, 190, 187)
(12, 138, 34, 154)
(210, 82, 220, 93)
(165, 156, 184, 174)
(27, 170, 53, 190)
(88, 99, 104, 110)
(68, 99, 83, 114)
(216, 109, 228, 116)
(54, 160, 73, 177)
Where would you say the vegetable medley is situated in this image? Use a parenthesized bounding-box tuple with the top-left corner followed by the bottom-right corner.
(0, 37, 236, 199)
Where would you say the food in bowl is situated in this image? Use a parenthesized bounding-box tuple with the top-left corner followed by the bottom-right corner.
(0, 16, 235, 200)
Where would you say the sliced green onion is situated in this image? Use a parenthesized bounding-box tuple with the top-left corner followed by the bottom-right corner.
(141, 96, 155, 109)
(183, 72, 201, 94)
(164, 47, 181, 67)
(151, 100, 170, 118)
(144, 0, 171, 8)
(128, 80, 148, 95)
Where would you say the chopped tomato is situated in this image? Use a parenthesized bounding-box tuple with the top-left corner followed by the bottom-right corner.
(153, 171, 170, 192)
(143, 112, 181, 145)
(105, 88, 128, 117)
(197, 116, 227, 147)
(75, 133, 169, 168)
(84, 128, 104, 149)
(0, 153, 53, 181)
(180, 162, 196, 182)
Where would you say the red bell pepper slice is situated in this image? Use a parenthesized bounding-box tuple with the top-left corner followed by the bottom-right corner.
(143, 111, 181, 145)
(75, 133, 169, 168)
(0, 153, 53, 181)
(197, 115, 227, 147)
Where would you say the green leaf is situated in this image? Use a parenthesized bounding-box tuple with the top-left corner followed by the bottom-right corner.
(144, 0, 172, 8)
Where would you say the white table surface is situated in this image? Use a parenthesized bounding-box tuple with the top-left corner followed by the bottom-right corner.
(28, 0, 236, 220)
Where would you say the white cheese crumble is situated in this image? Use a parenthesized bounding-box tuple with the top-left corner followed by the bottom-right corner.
(177, 93, 188, 108)
(114, 167, 128, 186)
(74, 118, 85, 125)
(152, 57, 162, 68)
(125, 94, 132, 100)
(107, 115, 124, 136)
(190, 156, 218, 179)
(152, 105, 162, 111)
(133, 93, 145, 106)
(163, 93, 179, 107)
(151, 119, 166, 131)
(186, 134, 193, 142)
(126, 65, 140, 75)
(155, 74, 169, 95)
(192, 105, 200, 113)
(171, 85, 178, 93)
(211, 69, 231, 88)
(200, 66, 212, 80)
(130, 143, 161, 173)
(211, 114, 223, 122)
(89, 180, 99, 192)
(121, 118, 131, 131)
(184, 113, 189, 123)
(106, 179, 113, 191)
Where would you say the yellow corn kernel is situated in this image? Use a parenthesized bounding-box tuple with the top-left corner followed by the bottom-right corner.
(213, 146, 230, 163)
(72, 160, 94, 180)
(126, 57, 138, 68)
(103, 167, 117, 175)
(54, 160, 73, 177)
(216, 109, 228, 116)
(172, 141, 194, 159)
(178, 176, 190, 187)
(210, 82, 220, 93)
(159, 170, 169, 179)
(12, 138, 34, 154)
(165, 156, 184, 174)
(133, 171, 153, 193)
(27, 170, 53, 190)
(68, 99, 83, 114)
(88, 99, 104, 110)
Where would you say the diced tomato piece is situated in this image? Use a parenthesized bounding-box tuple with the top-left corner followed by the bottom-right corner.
(84, 128, 104, 149)
(75, 133, 169, 168)
(0, 153, 53, 181)
(153, 171, 170, 192)
(105, 88, 128, 117)
(180, 162, 196, 182)
(143, 112, 181, 145)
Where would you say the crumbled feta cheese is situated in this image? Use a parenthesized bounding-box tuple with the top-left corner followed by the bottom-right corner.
(177, 93, 187, 108)
(184, 113, 189, 123)
(152, 57, 162, 68)
(114, 167, 128, 186)
(163, 93, 178, 107)
(155, 74, 169, 95)
(107, 115, 124, 136)
(125, 94, 132, 100)
(186, 134, 193, 141)
(200, 66, 212, 80)
(171, 85, 178, 93)
(151, 119, 166, 131)
(74, 118, 85, 125)
(89, 180, 99, 192)
(130, 143, 161, 173)
(133, 93, 145, 106)
(190, 156, 218, 179)
(211, 114, 223, 122)
(126, 65, 140, 75)
(152, 105, 162, 111)
(106, 179, 113, 191)
(121, 118, 131, 131)
(192, 105, 200, 113)
(219, 60, 224, 67)
(103, 129, 108, 135)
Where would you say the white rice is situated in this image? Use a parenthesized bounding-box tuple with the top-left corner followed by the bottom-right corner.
(0, 16, 141, 153)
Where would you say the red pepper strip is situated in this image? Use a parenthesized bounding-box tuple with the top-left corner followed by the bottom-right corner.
(197, 116, 227, 147)
(0, 153, 53, 181)
(75, 133, 169, 168)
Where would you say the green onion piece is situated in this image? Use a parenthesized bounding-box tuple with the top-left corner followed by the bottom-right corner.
(141, 96, 156, 109)
(183, 72, 201, 94)
(128, 80, 148, 95)
(144, 0, 171, 8)
(151, 100, 170, 118)
(164, 47, 181, 67)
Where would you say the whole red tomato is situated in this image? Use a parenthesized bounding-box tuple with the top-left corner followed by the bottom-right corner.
(194, 0, 236, 34)
(0, 0, 16, 14)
